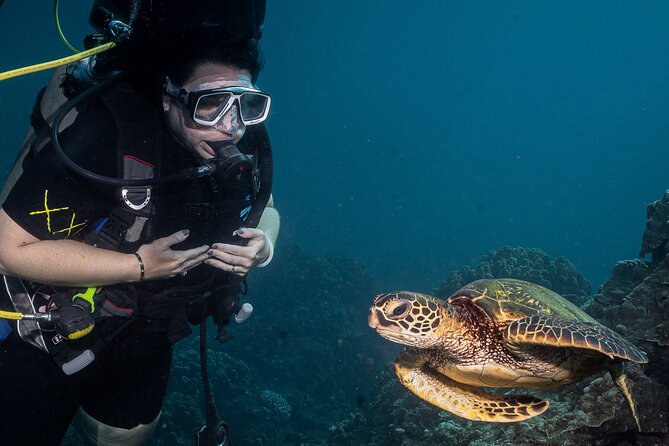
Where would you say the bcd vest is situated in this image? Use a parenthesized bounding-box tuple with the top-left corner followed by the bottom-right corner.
(3, 81, 264, 374)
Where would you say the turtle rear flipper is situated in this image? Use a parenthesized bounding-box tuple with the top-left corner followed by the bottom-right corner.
(505, 315, 648, 364)
(395, 349, 548, 423)
(610, 361, 643, 431)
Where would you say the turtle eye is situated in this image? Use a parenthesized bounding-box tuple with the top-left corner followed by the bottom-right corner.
(391, 302, 409, 317)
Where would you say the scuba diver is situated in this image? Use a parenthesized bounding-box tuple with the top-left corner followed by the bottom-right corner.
(0, 1, 277, 445)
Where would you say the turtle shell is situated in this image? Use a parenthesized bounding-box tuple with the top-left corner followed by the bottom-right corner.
(450, 278, 597, 325)
(449, 278, 647, 363)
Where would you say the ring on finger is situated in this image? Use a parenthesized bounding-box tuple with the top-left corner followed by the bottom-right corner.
(231, 265, 236, 272)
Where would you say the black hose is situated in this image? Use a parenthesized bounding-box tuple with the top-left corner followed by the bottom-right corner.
(50, 74, 211, 187)
(200, 307, 216, 429)
(243, 123, 273, 228)
(197, 304, 231, 446)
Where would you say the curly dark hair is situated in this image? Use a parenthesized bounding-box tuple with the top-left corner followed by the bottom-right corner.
(132, 3, 262, 80)
(119, 15, 263, 97)
(61, 2, 263, 102)
(157, 28, 263, 85)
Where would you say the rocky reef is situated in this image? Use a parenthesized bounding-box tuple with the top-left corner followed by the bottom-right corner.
(582, 191, 669, 439)
(435, 245, 592, 306)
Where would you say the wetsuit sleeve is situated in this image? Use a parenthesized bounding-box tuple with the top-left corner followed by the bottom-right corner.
(2, 105, 117, 241)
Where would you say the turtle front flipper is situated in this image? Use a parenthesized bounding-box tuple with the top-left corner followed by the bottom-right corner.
(395, 349, 549, 423)
(505, 315, 648, 364)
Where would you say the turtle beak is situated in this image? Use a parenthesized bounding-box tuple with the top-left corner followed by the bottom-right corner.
(369, 308, 406, 343)
(368, 308, 382, 329)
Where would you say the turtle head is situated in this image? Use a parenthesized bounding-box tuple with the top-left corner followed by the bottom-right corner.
(368, 291, 447, 348)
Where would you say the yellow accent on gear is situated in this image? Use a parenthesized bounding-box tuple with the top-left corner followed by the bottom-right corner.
(29, 190, 69, 234)
(72, 287, 98, 312)
(67, 323, 95, 340)
(29, 189, 88, 238)
(52, 213, 87, 238)
(0, 42, 116, 82)
(0, 310, 24, 321)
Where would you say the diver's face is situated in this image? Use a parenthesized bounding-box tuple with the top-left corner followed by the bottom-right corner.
(162, 62, 253, 160)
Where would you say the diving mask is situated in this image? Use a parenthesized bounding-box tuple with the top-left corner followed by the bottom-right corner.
(164, 77, 271, 127)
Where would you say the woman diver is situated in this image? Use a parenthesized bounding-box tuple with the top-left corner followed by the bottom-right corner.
(0, 1, 278, 445)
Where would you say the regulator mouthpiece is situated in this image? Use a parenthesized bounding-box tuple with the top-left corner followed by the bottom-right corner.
(206, 140, 253, 187)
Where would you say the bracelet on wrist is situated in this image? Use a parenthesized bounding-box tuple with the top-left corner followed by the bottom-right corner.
(133, 252, 145, 282)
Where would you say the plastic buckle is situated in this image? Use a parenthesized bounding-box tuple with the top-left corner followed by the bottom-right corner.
(95, 210, 133, 249)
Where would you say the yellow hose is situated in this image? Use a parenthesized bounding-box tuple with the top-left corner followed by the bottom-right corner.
(0, 310, 24, 320)
(54, 0, 81, 53)
(0, 42, 116, 82)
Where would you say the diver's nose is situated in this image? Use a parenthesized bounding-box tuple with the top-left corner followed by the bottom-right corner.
(214, 102, 245, 140)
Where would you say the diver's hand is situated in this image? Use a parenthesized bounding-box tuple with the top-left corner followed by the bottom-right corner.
(135, 230, 210, 280)
(205, 227, 271, 277)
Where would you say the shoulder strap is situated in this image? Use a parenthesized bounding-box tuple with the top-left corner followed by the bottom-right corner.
(87, 84, 162, 249)
(99, 81, 161, 189)
(28, 87, 50, 155)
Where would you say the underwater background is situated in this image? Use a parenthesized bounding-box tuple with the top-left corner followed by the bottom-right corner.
(1, 1, 669, 445)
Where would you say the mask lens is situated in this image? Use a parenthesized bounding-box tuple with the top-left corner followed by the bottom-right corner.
(240, 92, 269, 123)
(194, 92, 232, 123)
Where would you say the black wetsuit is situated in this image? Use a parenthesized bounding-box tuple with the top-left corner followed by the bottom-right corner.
(0, 87, 251, 444)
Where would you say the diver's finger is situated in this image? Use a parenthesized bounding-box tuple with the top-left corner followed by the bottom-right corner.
(208, 249, 253, 268)
(157, 229, 190, 248)
(211, 243, 252, 258)
(180, 244, 210, 260)
(178, 252, 211, 275)
(233, 227, 263, 239)
(205, 257, 248, 276)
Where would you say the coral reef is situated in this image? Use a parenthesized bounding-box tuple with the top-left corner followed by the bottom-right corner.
(586, 191, 669, 407)
(640, 189, 669, 260)
(434, 246, 592, 306)
(259, 389, 292, 421)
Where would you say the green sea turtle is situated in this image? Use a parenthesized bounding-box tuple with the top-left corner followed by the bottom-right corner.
(368, 278, 648, 428)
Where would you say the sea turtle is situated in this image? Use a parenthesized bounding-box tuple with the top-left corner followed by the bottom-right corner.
(368, 278, 648, 429)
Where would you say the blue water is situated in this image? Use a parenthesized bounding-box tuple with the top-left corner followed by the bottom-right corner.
(263, 1, 669, 292)
(1, 1, 667, 290)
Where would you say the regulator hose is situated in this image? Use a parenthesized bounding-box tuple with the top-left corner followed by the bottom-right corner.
(50, 74, 215, 187)
(242, 123, 273, 228)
